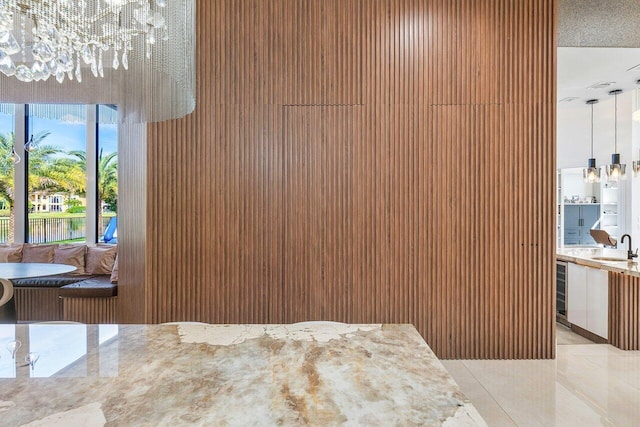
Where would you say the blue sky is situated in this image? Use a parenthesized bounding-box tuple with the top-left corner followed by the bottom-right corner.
(0, 112, 13, 136)
(0, 107, 117, 155)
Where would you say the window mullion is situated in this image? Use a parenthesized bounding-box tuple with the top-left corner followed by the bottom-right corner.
(13, 104, 26, 243)
(86, 105, 98, 244)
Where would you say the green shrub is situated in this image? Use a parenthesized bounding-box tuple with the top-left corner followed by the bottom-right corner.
(67, 206, 86, 214)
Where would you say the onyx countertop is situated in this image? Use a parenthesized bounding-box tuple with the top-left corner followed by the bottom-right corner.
(0, 322, 485, 426)
(557, 247, 640, 278)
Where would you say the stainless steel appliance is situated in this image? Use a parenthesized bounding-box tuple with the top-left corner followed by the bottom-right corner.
(556, 260, 569, 326)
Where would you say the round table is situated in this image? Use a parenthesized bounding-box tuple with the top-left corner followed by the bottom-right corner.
(0, 263, 77, 323)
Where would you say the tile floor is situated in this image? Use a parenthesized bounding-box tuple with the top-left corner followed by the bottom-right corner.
(442, 324, 640, 426)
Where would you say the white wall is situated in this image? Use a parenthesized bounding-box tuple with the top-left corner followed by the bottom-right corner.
(557, 92, 633, 170)
(561, 168, 599, 201)
(632, 91, 640, 249)
(557, 91, 638, 247)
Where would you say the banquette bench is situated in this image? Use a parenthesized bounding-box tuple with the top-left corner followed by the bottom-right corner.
(0, 243, 118, 323)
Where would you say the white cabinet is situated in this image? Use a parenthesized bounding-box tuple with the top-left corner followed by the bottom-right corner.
(600, 181, 623, 242)
(557, 168, 625, 248)
(587, 268, 608, 339)
(567, 263, 608, 339)
(567, 263, 588, 330)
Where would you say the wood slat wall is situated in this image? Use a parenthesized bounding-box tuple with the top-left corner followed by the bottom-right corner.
(14, 288, 62, 322)
(609, 272, 640, 351)
(125, 0, 557, 359)
(63, 297, 118, 324)
(117, 123, 148, 323)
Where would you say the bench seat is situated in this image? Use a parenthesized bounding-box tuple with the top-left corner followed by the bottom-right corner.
(11, 274, 98, 288)
(59, 276, 117, 298)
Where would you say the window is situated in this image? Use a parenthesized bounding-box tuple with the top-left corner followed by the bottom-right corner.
(0, 104, 15, 243)
(0, 104, 117, 245)
(27, 105, 87, 243)
(97, 105, 118, 244)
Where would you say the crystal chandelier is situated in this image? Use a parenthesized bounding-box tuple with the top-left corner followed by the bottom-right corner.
(0, 0, 168, 84)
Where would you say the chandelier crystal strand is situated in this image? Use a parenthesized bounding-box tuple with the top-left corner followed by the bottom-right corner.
(0, 0, 195, 123)
(0, 0, 168, 84)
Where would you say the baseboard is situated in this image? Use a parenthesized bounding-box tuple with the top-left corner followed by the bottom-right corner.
(570, 324, 608, 344)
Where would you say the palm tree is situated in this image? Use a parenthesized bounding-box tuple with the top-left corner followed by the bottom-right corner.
(0, 131, 117, 242)
(0, 132, 16, 242)
(0, 130, 52, 242)
(68, 148, 118, 230)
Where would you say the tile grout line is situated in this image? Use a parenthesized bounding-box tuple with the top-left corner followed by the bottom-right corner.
(459, 360, 520, 427)
(553, 376, 616, 426)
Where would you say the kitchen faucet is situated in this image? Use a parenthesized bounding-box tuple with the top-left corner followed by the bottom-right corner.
(620, 234, 638, 261)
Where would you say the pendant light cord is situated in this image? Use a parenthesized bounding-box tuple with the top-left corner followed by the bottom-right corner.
(614, 92, 618, 154)
(591, 103, 594, 157)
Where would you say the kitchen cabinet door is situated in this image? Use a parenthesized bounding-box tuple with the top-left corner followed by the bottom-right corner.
(581, 205, 600, 229)
(587, 268, 608, 339)
(567, 263, 588, 330)
(580, 228, 597, 245)
(564, 205, 581, 227)
(564, 227, 580, 245)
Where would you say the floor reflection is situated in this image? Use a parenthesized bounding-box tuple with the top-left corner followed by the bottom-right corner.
(0, 324, 119, 379)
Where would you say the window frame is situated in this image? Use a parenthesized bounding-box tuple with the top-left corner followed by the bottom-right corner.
(7, 104, 113, 244)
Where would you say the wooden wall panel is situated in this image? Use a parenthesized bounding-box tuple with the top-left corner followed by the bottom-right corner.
(14, 288, 62, 322)
(145, 106, 284, 324)
(117, 123, 147, 324)
(134, 0, 557, 359)
(609, 273, 640, 351)
(63, 298, 118, 324)
(207, 0, 362, 105)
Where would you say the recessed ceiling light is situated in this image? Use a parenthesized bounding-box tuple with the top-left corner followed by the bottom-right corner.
(587, 82, 616, 90)
(558, 97, 579, 103)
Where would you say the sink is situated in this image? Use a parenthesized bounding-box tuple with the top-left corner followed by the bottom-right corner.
(591, 256, 628, 262)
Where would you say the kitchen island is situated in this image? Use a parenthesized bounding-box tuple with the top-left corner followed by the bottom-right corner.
(0, 323, 485, 426)
(557, 247, 640, 277)
(557, 248, 640, 350)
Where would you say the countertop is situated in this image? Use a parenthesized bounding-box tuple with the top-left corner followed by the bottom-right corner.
(557, 248, 640, 278)
(0, 323, 485, 426)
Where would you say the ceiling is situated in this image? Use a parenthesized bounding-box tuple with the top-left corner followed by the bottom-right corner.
(557, 47, 640, 108)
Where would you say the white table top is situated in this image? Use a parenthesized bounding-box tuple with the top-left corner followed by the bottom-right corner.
(0, 263, 76, 280)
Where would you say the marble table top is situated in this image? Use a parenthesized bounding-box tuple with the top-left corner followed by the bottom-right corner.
(0, 322, 485, 426)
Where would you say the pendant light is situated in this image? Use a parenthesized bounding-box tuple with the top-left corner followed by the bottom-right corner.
(633, 152, 640, 177)
(24, 135, 35, 153)
(583, 99, 601, 183)
(606, 89, 627, 182)
(10, 145, 20, 164)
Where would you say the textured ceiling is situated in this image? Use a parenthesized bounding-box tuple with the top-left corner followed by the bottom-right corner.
(558, 0, 640, 106)
(559, 0, 640, 47)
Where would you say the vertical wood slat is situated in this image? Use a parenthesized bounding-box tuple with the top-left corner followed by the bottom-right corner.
(609, 272, 640, 351)
(131, 0, 557, 359)
(14, 288, 62, 322)
(117, 123, 147, 324)
(63, 298, 118, 324)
